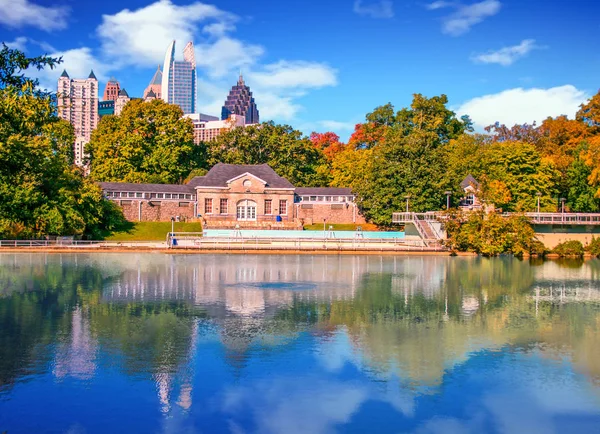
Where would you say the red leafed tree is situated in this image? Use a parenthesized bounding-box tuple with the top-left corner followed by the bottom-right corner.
(310, 131, 345, 161)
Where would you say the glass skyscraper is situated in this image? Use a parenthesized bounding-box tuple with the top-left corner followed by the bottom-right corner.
(161, 40, 197, 114)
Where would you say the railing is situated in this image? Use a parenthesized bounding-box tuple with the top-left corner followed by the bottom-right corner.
(0, 240, 162, 248)
(504, 212, 600, 225)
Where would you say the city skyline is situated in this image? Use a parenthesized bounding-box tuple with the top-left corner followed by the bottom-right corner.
(1, 0, 599, 141)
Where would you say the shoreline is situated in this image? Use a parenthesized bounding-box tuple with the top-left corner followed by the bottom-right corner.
(0, 247, 466, 256)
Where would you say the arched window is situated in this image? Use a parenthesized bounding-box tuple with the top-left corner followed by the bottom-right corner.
(236, 199, 257, 221)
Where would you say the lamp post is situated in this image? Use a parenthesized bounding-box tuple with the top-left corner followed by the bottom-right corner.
(536, 192, 542, 215)
(170, 216, 175, 247)
(444, 191, 452, 210)
(560, 198, 566, 214)
(404, 195, 411, 213)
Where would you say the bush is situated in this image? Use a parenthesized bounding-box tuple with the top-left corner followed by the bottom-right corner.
(586, 236, 600, 257)
(552, 240, 585, 257)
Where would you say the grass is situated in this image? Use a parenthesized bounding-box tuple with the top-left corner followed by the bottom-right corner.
(103, 221, 203, 241)
(302, 223, 380, 231)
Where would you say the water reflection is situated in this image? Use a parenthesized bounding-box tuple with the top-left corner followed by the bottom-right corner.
(0, 253, 599, 433)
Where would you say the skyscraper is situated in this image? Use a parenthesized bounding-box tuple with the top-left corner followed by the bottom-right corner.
(103, 78, 120, 101)
(161, 41, 197, 114)
(221, 73, 259, 124)
(144, 65, 162, 100)
(57, 70, 99, 167)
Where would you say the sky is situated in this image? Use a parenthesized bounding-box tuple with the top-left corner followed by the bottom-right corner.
(1, 0, 599, 140)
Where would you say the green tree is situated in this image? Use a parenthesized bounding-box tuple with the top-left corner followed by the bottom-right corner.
(566, 145, 600, 212)
(347, 95, 471, 225)
(87, 99, 203, 184)
(0, 44, 124, 239)
(207, 121, 329, 186)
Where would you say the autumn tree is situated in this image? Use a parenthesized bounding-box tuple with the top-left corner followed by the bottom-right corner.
(0, 44, 124, 238)
(87, 99, 203, 184)
(577, 90, 600, 133)
(310, 131, 345, 162)
(207, 122, 329, 186)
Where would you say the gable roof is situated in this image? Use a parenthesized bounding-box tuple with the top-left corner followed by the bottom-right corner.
(88, 70, 97, 80)
(188, 163, 294, 189)
(60, 69, 69, 78)
(295, 187, 353, 196)
(460, 174, 480, 190)
(118, 88, 129, 97)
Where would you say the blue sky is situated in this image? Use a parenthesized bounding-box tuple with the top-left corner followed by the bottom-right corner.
(1, 0, 599, 140)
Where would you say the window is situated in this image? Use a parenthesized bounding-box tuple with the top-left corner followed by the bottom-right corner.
(243, 179, 252, 188)
(205, 198, 213, 214)
(279, 200, 287, 215)
(310, 196, 317, 201)
(302, 196, 310, 202)
(157, 193, 164, 199)
(128, 192, 135, 198)
(136, 192, 143, 198)
(220, 198, 228, 214)
(325, 196, 332, 202)
(465, 194, 475, 206)
(237, 200, 257, 221)
(264, 199, 272, 215)
(165, 193, 172, 199)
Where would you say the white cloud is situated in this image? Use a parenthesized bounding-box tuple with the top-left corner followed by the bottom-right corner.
(195, 37, 264, 78)
(425, 1, 453, 10)
(249, 61, 338, 89)
(97, 0, 238, 68)
(31, 47, 107, 91)
(353, 0, 394, 18)
(0, 0, 69, 31)
(440, 0, 501, 36)
(318, 120, 356, 131)
(4, 37, 28, 51)
(455, 85, 590, 130)
(472, 39, 541, 66)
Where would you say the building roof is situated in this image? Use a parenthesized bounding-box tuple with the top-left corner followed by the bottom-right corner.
(460, 174, 480, 190)
(98, 182, 194, 194)
(187, 163, 294, 189)
(295, 187, 354, 196)
(118, 88, 129, 97)
(88, 70, 97, 80)
(149, 65, 162, 85)
(60, 69, 69, 78)
(146, 88, 156, 98)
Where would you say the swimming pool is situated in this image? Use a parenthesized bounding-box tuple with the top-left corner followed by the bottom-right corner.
(203, 229, 405, 239)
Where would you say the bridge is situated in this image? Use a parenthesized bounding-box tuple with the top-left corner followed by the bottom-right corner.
(392, 211, 600, 245)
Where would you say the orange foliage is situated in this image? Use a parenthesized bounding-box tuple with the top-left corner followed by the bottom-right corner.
(310, 132, 345, 161)
(347, 122, 386, 150)
(538, 116, 589, 174)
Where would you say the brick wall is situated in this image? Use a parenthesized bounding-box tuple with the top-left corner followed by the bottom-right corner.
(115, 199, 196, 222)
(296, 202, 366, 225)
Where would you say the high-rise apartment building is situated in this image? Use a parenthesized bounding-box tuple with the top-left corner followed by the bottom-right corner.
(57, 70, 99, 167)
(103, 78, 120, 101)
(144, 65, 162, 100)
(161, 40, 197, 114)
(221, 73, 259, 124)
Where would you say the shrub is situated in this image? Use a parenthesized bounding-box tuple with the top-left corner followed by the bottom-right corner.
(552, 240, 584, 257)
(586, 236, 600, 257)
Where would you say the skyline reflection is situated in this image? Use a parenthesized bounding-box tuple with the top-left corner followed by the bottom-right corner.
(1, 253, 600, 433)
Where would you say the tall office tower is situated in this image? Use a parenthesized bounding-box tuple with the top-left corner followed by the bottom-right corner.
(57, 70, 99, 167)
(103, 78, 120, 101)
(221, 73, 259, 124)
(143, 65, 162, 100)
(161, 40, 197, 114)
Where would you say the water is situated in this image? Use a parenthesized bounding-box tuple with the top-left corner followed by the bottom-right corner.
(0, 253, 600, 433)
(203, 229, 406, 239)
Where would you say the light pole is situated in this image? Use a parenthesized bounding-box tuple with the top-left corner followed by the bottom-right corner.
(170, 216, 175, 247)
(444, 191, 452, 210)
(404, 195, 411, 213)
(536, 192, 542, 215)
(560, 198, 566, 214)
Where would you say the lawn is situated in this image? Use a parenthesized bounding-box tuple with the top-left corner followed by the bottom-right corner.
(103, 221, 203, 241)
(302, 223, 379, 231)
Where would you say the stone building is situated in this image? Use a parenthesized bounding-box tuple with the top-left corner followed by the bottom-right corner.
(114, 89, 130, 115)
(57, 70, 99, 167)
(102, 78, 120, 101)
(100, 163, 365, 227)
(459, 174, 482, 210)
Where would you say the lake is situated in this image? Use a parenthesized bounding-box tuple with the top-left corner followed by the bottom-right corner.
(0, 253, 599, 433)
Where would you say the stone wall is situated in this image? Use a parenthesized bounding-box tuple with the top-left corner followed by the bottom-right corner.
(116, 199, 196, 222)
(296, 203, 366, 226)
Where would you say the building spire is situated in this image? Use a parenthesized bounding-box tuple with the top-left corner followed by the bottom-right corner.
(238, 70, 244, 86)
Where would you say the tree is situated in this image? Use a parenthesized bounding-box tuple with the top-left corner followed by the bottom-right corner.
(576, 90, 600, 133)
(309, 131, 345, 162)
(345, 95, 471, 225)
(207, 122, 329, 186)
(0, 44, 124, 239)
(566, 145, 600, 212)
(87, 99, 203, 184)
